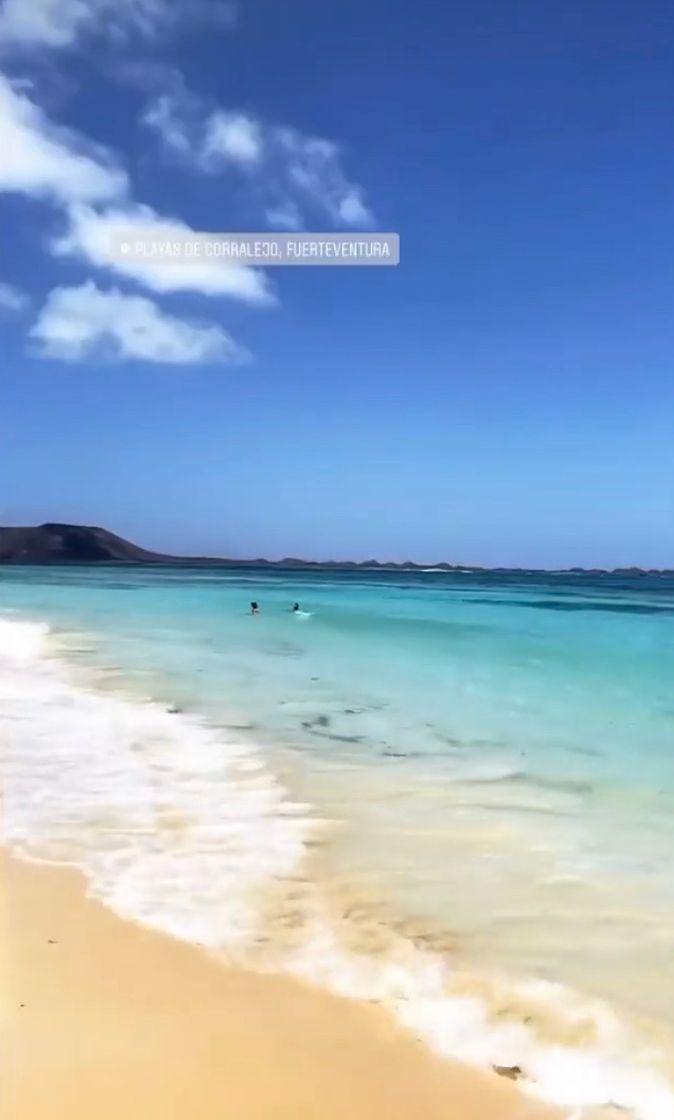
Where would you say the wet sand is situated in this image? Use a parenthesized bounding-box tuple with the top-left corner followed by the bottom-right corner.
(1, 851, 555, 1120)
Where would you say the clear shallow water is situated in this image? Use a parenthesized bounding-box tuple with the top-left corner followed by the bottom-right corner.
(1, 565, 674, 1118)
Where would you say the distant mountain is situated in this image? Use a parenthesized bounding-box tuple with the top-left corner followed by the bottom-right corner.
(0, 523, 469, 569)
(0, 523, 169, 564)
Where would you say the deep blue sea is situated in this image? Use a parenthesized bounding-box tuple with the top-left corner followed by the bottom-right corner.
(2, 565, 674, 1118)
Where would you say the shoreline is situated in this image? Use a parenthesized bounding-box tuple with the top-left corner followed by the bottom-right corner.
(2, 850, 552, 1120)
(3, 609, 674, 1119)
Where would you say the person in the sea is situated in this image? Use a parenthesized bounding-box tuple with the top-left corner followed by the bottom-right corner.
(250, 601, 259, 615)
(292, 602, 300, 613)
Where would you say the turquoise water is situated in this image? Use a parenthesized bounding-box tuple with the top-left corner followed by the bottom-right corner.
(2, 565, 674, 1117)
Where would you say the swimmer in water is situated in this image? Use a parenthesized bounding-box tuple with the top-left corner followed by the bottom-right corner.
(292, 602, 300, 613)
(250, 601, 259, 615)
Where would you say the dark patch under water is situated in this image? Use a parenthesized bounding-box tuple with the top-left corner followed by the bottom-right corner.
(461, 771, 593, 796)
(309, 729, 365, 745)
(302, 714, 331, 730)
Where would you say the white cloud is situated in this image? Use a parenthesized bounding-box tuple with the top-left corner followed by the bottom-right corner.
(264, 201, 302, 230)
(0, 72, 126, 204)
(31, 281, 246, 364)
(0, 76, 270, 307)
(335, 188, 372, 226)
(0, 0, 236, 49)
(141, 94, 263, 168)
(52, 202, 275, 305)
(142, 89, 374, 229)
(278, 127, 374, 228)
(0, 280, 28, 311)
(141, 93, 191, 156)
(202, 111, 263, 167)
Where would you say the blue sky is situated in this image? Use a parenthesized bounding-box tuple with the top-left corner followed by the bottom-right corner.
(2, 0, 674, 567)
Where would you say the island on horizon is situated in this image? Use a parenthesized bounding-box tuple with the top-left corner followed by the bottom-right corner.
(0, 523, 667, 576)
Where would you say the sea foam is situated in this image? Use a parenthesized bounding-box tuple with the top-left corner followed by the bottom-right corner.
(1, 615, 673, 1120)
(0, 617, 313, 948)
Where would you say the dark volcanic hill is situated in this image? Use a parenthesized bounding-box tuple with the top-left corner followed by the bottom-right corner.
(0, 523, 169, 564)
(0, 523, 466, 569)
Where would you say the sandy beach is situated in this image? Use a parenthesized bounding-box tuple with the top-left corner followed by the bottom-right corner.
(2, 851, 553, 1120)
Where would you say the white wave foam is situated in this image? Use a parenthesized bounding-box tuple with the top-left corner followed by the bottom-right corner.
(0, 616, 313, 948)
(278, 920, 674, 1120)
(0, 617, 50, 661)
(1, 615, 673, 1120)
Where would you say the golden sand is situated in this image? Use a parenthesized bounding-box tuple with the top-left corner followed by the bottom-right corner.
(2, 851, 553, 1120)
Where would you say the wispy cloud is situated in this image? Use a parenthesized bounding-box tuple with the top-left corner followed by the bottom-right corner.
(31, 281, 247, 364)
(53, 203, 275, 305)
(0, 21, 378, 373)
(0, 0, 236, 49)
(0, 75, 272, 308)
(142, 85, 375, 230)
(202, 111, 263, 167)
(264, 201, 302, 231)
(274, 126, 373, 228)
(0, 280, 29, 311)
(141, 92, 192, 156)
(0, 71, 126, 204)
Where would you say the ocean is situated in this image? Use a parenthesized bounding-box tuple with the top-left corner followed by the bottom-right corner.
(2, 564, 674, 1118)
